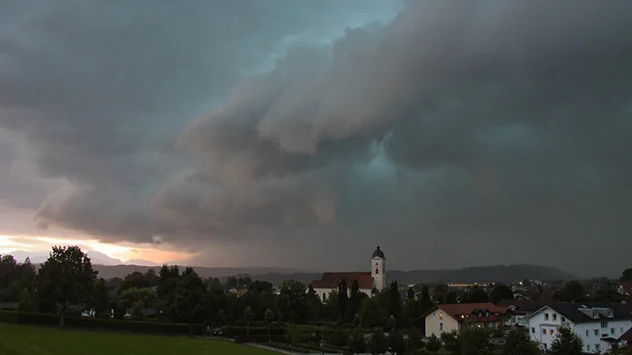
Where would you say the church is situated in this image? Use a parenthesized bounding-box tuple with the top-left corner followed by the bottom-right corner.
(310, 246, 387, 302)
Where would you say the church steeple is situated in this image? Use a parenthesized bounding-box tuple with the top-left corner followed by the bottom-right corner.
(371, 245, 386, 290)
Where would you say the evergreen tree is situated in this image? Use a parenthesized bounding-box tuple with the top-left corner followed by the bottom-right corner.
(550, 326, 583, 355)
(387, 281, 402, 325)
(369, 328, 388, 355)
(503, 328, 540, 355)
(338, 279, 349, 322)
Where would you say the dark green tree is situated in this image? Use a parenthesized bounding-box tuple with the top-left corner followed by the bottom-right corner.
(173, 267, 210, 335)
(387, 281, 402, 325)
(18, 288, 32, 312)
(264, 308, 274, 335)
(406, 329, 423, 352)
(389, 331, 407, 354)
(90, 278, 110, 317)
(593, 280, 625, 303)
(464, 285, 489, 303)
(359, 297, 384, 328)
(442, 331, 461, 355)
(503, 328, 540, 355)
(550, 326, 583, 355)
(621, 268, 632, 281)
(35, 245, 97, 326)
(561, 281, 586, 302)
(347, 279, 363, 322)
(277, 280, 308, 323)
(445, 291, 458, 304)
(420, 285, 435, 312)
(369, 328, 388, 355)
(460, 328, 493, 355)
(349, 329, 367, 354)
(244, 306, 254, 337)
(338, 279, 349, 322)
(426, 333, 442, 353)
(490, 283, 514, 304)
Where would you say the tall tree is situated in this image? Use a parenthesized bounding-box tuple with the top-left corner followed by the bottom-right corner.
(173, 267, 210, 335)
(389, 331, 407, 354)
(244, 306, 254, 337)
(90, 278, 110, 317)
(338, 279, 349, 322)
(490, 284, 514, 304)
(36, 245, 97, 326)
(621, 268, 632, 281)
(464, 285, 489, 303)
(264, 308, 274, 335)
(503, 328, 540, 355)
(359, 297, 384, 328)
(349, 329, 367, 354)
(460, 328, 493, 355)
(347, 279, 363, 322)
(277, 280, 308, 323)
(550, 326, 583, 355)
(561, 281, 586, 302)
(387, 281, 402, 325)
(420, 285, 435, 312)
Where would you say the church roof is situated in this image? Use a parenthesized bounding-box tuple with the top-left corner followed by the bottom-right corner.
(311, 272, 374, 290)
(372, 245, 385, 258)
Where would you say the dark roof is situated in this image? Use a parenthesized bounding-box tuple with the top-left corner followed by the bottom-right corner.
(530, 302, 632, 323)
(311, 272, 373, 290)
(372, 245, 385, 259)
(498, 300, 544, 313)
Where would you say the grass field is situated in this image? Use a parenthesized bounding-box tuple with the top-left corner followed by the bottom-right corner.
(0, 324, 279, 355)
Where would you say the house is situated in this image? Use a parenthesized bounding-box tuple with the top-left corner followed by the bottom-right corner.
(310, 246, 387, 302)
(498, 300, 543, 327)
(524, 302, 632, 354)
(618, 282, 632, 296)
(424, 302, 509, 338)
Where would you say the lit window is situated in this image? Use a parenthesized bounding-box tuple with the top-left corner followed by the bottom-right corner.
(551, 329, 555, 336)
(440, 312, 443, 320)
(542, 329, 546, 335)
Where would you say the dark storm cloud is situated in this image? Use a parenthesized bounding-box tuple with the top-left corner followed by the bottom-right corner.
(1, 0, 631, 276)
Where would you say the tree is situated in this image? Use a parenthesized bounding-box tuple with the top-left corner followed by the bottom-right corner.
(420, 285, 435, 312)
(173, 267, 210, 335)
(522, 279, 532, 287)
(277, 280, 308, 323)
(349, 329, 366, 354)
(387, 314, 397, 332)
(90, 278, 110, 317)
(387, 281, 402, 325)
(359, 297, 384, 328)
(621, 268, 632, 281)
(550, 326, 583, 355)
(426, 333, 442, 353)
(460, 328, 493, 355)
(445, 291, 458, 304)
(338, 279, 349, 322)
(19, 288, 31, 312)
(490, 284, 514, 304)
(264, 308, 274, 335)
(347, 279, 363, 322)
(36, 245, 97, 326)
(369, 328, 388, 355)
(594, 280, 625, 303)
(503, 328, 540, 355)
(406, 329, 423, 352)
(389, 331, 407, 354)
(464, 285, 489, 303)
(442, 331, 461, 355)
(131, 300, 144, 320)
(244, 306, 254, 337)
(561, 281, 586, 302)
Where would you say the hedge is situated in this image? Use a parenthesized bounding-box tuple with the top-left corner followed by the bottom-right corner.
(220, 325, 286, 337)
(0, 311, 204, 335)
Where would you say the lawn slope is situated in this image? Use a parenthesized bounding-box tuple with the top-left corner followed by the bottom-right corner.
(0, 324, 277, 355)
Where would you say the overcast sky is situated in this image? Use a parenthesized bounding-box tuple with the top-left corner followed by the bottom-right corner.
(1, 0, 631, 278)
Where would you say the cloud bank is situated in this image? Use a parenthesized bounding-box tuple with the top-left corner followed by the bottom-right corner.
(1, 0, 631, 276)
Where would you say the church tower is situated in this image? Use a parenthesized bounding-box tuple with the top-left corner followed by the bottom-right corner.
(371, 245, 386, 291)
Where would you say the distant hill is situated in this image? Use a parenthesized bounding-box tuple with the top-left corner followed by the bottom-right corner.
(88, 264, 574, 284)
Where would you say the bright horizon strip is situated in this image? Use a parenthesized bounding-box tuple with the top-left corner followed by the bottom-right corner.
(1, 235, 193, 264)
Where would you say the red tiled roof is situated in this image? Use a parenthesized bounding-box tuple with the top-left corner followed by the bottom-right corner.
(436, 303, 509, 323)
(311, 272, 373, 290)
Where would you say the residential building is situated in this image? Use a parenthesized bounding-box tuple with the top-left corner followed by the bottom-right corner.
(424, 302, 509, 338)
(619, 282, 632, 297)
(310, 246, 386, 302)
(524, 303, 632, 354)
(498, 300, 543, 327)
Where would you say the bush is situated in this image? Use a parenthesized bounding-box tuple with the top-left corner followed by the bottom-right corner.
(0, 311, 59, 326)
(221, 325, 286, 337)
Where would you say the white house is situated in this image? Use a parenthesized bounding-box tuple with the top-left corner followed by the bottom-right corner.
(310, 246, 387, 302)
(424, 303, 509, 338)
(524, 303, 632, 354)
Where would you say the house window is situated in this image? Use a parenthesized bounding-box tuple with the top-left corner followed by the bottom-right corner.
(586, 329, 589, 337)
(587, 345, 591, 352)
(322, 293, 326, 302)
(611, 328, 615, 335)
(553, 314, 557, 321)
(596, 344, 601, 352)
(594, 329, 599, 336)
(440, 322, 443, 331)
(561, 317, 566, 322)
(545, 313, 549, 321)
(593, 311, 599, 318)
(551, 329, 555, 336)
(531, 327, 535, 334)
(542, 329, 547, 335)
(601, 321, 608, 329)
(440, 312, 443, 320)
